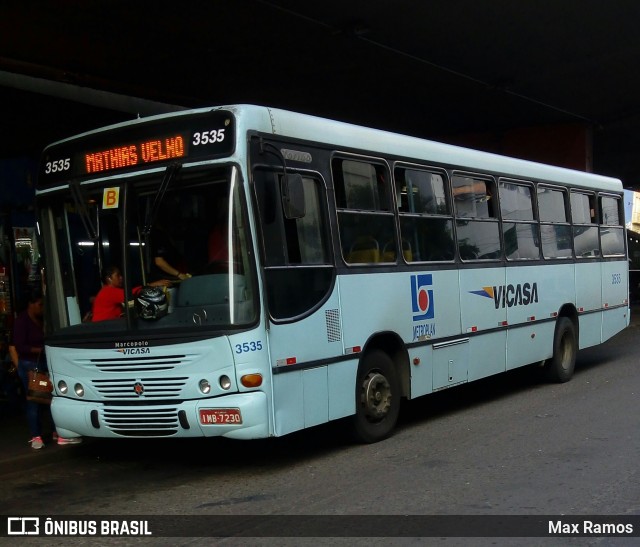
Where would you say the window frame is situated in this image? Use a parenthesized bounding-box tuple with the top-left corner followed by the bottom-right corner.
(537, 184, 573, 260)
(252, 165, 336, 321)
(332, 154, 397, 266)
(598, 192, 626, 257)
(393, 162, 455, 263)
(570, 189, 600, 259)
(498, 178, 541, 261)
(452, 171, 501, 262)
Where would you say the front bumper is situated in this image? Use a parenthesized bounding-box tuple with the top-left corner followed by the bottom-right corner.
(51, 391, 270, 440)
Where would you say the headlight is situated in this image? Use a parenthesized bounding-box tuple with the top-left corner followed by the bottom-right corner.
(74, 383, 85, 397)
(219, 375, 232, 390)
(57, 380, 68, 395)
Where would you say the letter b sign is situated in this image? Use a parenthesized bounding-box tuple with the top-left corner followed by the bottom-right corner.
(103, 187, 120, 209)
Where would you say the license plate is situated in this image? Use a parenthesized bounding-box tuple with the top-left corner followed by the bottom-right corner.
(199, 408, 242, 425)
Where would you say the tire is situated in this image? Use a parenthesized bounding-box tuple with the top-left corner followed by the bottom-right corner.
(544, 317, 577, 383)
(351, 349, 401, 443)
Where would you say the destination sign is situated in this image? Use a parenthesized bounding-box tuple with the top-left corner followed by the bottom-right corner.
(38, 110, 235, 187)
(84, 135, 186, 174)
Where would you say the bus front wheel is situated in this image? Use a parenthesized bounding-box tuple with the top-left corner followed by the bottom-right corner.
(545, 317, 577, 383)
(352, 350, 400, 443)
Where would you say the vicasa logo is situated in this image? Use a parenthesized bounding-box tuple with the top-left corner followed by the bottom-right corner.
(470, 282, 538, 309)
(116, 347, 151, 355)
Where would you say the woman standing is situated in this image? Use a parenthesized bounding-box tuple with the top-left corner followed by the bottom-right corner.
(13, 290, 49, 449)
(14, 290, 81, 449)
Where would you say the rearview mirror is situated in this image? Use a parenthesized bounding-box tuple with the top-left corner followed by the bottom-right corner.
(281, 173, 306, 219)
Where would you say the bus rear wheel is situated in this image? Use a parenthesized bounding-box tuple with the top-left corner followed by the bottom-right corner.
(544, 317, 577, 383)
(352, 349, 400, 443)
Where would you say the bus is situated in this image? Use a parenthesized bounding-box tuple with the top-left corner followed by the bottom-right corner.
(37, 105, 629, 443)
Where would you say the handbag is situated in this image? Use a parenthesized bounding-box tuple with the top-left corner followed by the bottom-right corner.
(26, 369, 53, 404)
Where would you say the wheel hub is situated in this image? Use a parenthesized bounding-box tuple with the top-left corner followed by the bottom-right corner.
(361, 372, 392, 420)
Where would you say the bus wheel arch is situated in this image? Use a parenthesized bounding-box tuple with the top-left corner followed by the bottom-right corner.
(362, 332, 411, 397)
(557, 304, 579, 340)
(544, 312, 578, 383)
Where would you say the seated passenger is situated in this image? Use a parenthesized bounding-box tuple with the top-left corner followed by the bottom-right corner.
(92, 266, 170, 321)
(149, 226, 191, 282)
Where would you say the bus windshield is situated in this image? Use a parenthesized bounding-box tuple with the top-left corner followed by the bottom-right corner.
(40, 164, 258, 335)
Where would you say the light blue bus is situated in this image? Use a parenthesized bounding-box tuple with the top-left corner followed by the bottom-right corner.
(37, 105, 629, 443)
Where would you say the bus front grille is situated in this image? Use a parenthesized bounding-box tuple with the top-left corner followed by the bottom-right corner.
(91, 377, 189, 399)
(93, 356, 185, 372)
(102, 407, 180, 437)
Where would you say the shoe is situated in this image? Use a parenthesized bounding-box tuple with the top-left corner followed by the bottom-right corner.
(30, 436, 44, 450)
(57, 436, 82, 445)
(52, 432, 58, 442)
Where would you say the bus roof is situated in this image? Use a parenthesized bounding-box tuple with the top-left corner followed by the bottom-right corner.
(43, 104, 622, 193)
(253, 105, 622, 193)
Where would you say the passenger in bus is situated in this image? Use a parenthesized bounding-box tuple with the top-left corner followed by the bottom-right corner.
(149, 226, 191, 282)
(92, 266, 171, 321)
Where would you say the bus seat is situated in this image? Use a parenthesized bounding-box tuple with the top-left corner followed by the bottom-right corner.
(382, 239, 412, 262)
(347, 236, 380, 263)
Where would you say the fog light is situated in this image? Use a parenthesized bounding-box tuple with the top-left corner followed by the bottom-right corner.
(199, 379, 211, 394)
(58, 380, 68, 395)
(74, 383, 84, 397)
(219, 375, 232, 390)
(241, 374, 262, 388)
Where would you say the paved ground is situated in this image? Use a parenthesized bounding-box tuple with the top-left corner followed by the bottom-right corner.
(0, 404, 87, 476)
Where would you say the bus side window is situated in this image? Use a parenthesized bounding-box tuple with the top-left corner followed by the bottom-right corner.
(333, 158, 396, 264)
(571, 190, 600, 258)
(254, 168, 333, 319)
(395, 166, 454, 262)
(599, 195, 625, 256)
(453, 175, 495, 219)
(538, 186, 572, 259)
(453, 174, 501, 261)
(499, 179, 540, 260)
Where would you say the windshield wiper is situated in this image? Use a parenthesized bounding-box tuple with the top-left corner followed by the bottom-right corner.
(142, 162, 182, 236)
(140, 163, 182, 280)
(70, 181, 98, 241)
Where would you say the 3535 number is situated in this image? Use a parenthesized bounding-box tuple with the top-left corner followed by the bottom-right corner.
(45, 158, 71, 174)
(192, 129, 225, 146)
(235, 341, 263, 354)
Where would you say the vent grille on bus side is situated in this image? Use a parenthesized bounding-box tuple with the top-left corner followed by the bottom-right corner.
(91, 377, 188, 399)
(101, 407, 180, 437)
(325, 309, 341, 343)
(91, 355, 186, 373)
